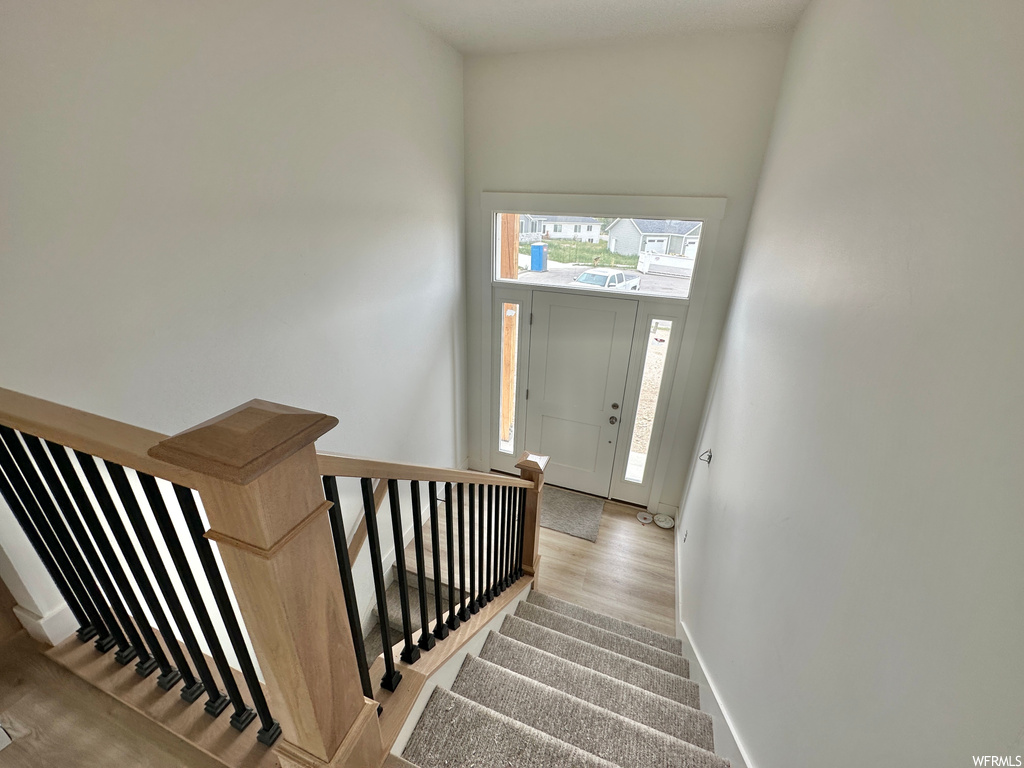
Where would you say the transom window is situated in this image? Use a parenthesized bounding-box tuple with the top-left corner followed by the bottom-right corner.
(493, 212, 702, 299)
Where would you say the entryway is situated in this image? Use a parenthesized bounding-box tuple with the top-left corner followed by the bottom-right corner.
(525, 291, 636, 496)
(491, 286, 686, 508)
(481, 192, 727, 514)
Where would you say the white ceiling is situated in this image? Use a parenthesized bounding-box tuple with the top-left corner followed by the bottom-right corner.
(392, 0, 811, 54)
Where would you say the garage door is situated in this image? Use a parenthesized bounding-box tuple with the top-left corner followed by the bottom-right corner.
(644, 237, 667, 254)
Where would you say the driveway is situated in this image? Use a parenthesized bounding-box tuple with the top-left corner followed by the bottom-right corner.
(511, 261, 693, 298)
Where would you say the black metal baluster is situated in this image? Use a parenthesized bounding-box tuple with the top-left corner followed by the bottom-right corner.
(23, 435, 129, 655)
(387, 479, 420, 664)
(504, 486, 513, 588)
(409, 481, 435, 651)
(0, 451, 93, 641)
(105, 463, 204, 702)
(75, 453, 181, 690)
(0, 428, 102, 644)
(172, 485, 275, 741)
(322, 476, 374, 702)
(477, 484, 488, 607)
(138, 473, 234, 717)
(485, 485, 494, 603)
(467, 484, 479, 616)
(47, 442, 153, 671)
(503, 485, 515, 589)
(2, 428, 116, 648)
(443, 482, 459, 631)
(498, 485, 508, 594)
(361, 478, 401, 691)
(515, 487, 526, 579)
(456, 483, 469, 622)
(495, 485, 506, 596)
(499, 485, 509, 589)
(428, 482, 448, 640)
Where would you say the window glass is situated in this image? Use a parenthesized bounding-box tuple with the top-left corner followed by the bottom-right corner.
(624, 319, 673, 483)
(576, 271, 609, 287)
(498, 302, 520, 455)
(494, 213, 701, 299)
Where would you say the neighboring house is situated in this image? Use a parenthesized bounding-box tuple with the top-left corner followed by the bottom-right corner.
(518, 214, 546, 241)
(605, 218, 702, 257)
(538, 215, 602, 243)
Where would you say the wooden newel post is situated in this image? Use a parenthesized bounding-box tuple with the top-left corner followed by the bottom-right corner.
(150, 400, 383, 768)
(515, 451, 550, 578)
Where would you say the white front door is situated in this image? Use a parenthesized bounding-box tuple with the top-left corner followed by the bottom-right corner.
(524, 291, 637, 496)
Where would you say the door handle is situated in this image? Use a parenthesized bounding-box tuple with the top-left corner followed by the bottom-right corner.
(611, 403, 620, 410)
(609, 416, 618, 425)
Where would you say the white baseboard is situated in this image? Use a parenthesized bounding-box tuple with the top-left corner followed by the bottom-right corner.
(13, 602, 77, 645)
(655, 502, 679, 518)
(680, 620, 757, 768)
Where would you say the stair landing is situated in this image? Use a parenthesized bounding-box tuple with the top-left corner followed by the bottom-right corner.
(0, 632, 227, 768)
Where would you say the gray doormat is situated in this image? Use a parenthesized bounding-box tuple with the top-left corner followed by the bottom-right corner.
(540, 486, 604, 542)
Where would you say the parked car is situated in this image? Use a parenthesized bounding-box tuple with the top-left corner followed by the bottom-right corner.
(573, 268, 641, 291)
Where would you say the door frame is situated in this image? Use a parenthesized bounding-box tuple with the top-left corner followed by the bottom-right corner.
(607, 299, 689, 506)
(476, 192, 727, 516)
(489, 285, 533, 474)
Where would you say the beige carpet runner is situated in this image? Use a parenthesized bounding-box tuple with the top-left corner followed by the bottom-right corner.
(399, 591, 730, 768)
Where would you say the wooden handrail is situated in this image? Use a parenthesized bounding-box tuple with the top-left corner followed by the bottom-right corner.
(0, 387, 202, 488)
(0, 388, 534, 493)
(0, 385, 550, 767)
(317, 451, 535, 489)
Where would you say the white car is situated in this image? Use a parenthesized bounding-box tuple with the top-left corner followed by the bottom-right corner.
(573, 268, 641, 291)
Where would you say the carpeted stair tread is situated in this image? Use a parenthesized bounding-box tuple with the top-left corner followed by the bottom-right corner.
(372, 580, 424, 635)
(451, 656, 729, 768)
(362, 620, 384, 668)
(400, 563, 467, 602)
(402, 687, 618, 768)
(479, 631, 714, 750)
(515, 601, 688, 676)
(528, 591, 684, 655)
(500, 614, 700, 709)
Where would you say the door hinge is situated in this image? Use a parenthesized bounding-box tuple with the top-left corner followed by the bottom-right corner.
(529, 313, 533, 325)
(525, 389, 529, 400)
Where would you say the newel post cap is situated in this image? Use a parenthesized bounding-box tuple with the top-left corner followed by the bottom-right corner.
(515, 451, 550, 474)
(148, 399, 338, 485)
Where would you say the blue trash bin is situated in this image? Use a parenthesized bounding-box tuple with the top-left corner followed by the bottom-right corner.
(530, 242, 548, 272)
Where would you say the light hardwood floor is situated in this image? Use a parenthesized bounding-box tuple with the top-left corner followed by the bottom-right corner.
(0, 578, 19, 643)
(0, 496, 675, 766)
(537, 497, 677, 637)
(0, 632, 225, 768)
(401, 490, 677, 637)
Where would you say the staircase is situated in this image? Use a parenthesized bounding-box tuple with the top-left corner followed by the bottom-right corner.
(0, 387, 548, 767)
(363, 562, 467, 668)
(399, 591, 729, 768)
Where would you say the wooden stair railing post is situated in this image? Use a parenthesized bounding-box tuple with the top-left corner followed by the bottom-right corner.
(149, 400, 383, 768)
(515, 452, 550, 578)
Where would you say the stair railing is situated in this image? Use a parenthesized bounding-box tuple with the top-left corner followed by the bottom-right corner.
(317, 452, 548, 705)
(0, 386, 547, 768)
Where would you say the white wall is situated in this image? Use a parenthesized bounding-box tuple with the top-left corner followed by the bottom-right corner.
(678, 1, 1024, 765)
(463, 34, 791, 511)
(0, 0, 464, 632)
(0, 510, 77, 643)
